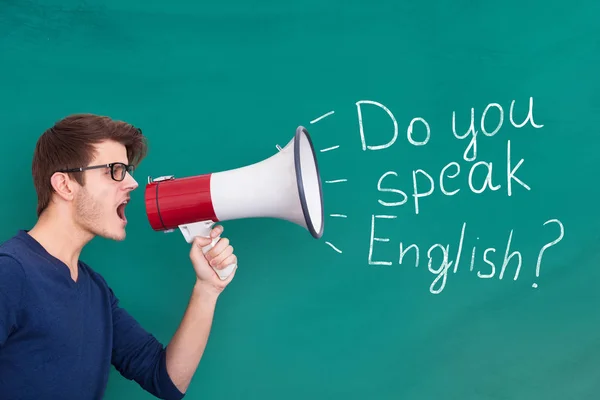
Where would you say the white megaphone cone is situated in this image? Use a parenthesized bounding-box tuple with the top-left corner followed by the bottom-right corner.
(145, 126, 324, 280)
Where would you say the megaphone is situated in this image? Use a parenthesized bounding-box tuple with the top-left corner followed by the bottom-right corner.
(144, 126, 324, 280)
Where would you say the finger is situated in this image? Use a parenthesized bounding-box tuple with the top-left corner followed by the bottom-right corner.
(222, 265, 237, 283)
(210, 225, 223, 238)
(210, 245, 234, 269)
(192, 236, 213, 247)
(206, 237, 229, 260)
(226, 254, 237, 267)
(219, 254, 237, 270)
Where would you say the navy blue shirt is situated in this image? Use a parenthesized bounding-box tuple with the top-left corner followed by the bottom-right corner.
(0, 230, 184, 400)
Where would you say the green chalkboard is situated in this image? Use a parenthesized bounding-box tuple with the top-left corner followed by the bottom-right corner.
(2, 0, 600, 399)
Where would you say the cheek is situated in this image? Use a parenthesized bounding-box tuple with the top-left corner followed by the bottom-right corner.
(87, 187, 114, 209)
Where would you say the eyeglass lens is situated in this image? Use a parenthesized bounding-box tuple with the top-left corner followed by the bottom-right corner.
(112, 163, 132, 180)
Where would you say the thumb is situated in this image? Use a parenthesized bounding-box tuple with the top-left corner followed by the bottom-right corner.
(192, 236, 213, 248)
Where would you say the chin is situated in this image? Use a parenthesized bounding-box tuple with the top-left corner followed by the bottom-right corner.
(104, 232, 126, 242)
(111, 227, 127, 241)
(94, 224, 127, 241)
(111, 231, 127, 241)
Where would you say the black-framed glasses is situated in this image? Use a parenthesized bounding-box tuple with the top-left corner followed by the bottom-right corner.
(56, 162, 135, 182)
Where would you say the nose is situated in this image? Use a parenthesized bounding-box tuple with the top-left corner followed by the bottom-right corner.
(123, 172, 139, 191)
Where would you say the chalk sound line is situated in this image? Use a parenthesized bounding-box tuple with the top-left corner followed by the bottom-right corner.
(325, 241, 342, 254)
(330, 214, 347, 218)
(275, 144, 282, 151)
(310, 111, 335, 124)
(325, 179, 347, 184)
(320, 145, 340, 152)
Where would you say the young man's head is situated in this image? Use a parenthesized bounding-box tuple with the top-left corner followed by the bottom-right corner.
(32, 114, 147, 241)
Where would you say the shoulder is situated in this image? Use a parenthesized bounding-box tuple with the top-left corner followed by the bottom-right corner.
(0, 230, 47, 272)
(0, 233, 27, 284)
(0, 253, 26, 281)
(0, 252, 26, 307)
(0, 231, 26, 258)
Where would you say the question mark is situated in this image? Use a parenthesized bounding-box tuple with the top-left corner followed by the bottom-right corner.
(534, 218, 565, 288)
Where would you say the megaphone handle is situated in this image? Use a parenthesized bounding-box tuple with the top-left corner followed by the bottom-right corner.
(178, 221, 237, 281)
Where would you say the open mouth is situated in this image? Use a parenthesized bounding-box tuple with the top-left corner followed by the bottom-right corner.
(117, 200, 128, 223)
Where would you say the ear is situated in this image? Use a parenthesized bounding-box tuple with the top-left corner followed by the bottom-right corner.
(50, 172, 79, 201)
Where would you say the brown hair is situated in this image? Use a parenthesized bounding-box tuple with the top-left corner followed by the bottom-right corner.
(32, 113, 148, 217)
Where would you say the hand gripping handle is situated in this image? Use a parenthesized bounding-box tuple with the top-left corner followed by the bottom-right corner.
(179, 221, 236, 280)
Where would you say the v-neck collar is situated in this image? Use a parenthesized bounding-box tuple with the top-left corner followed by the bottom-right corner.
(16, 229, 84, 286)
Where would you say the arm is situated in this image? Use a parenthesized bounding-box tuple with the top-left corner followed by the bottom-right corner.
(0, 255, 25, 347)
(163, 283, 218, 393)
(110, 225, 236, 397)
(163, 225, 237, 393)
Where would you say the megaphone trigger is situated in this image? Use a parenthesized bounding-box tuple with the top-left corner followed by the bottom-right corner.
(179, 220, 237, 280)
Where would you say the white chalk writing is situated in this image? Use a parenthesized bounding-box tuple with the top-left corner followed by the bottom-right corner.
(368, 216, 564, 294)
(374, 139, 529, 215)
(311, 95, 564, 294)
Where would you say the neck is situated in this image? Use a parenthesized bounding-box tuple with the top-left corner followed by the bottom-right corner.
(27, 207, 94, 274)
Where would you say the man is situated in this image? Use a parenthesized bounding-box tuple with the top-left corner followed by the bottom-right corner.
(0, 114, 237, 399)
